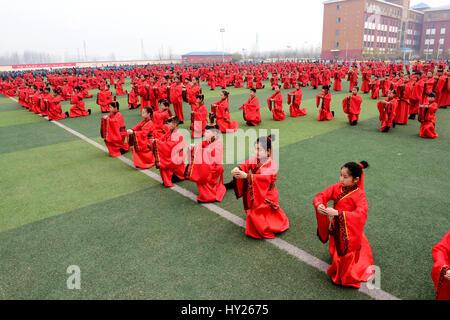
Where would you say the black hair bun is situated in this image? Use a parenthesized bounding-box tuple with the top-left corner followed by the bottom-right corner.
(360, 161, 369, 169)
(268, 134, 276, 142)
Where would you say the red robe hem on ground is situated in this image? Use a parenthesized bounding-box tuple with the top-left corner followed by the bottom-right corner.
(313, 183, 374, 288)
(432, 232, 450, 300)
(233, 156, 289, 239)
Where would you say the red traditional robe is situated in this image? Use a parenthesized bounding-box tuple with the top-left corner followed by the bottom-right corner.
(423, 77, 435, 104)
(267, 92, 285, 121)
(369, 79, 380, 99)
(187, 83, 201, 105)
(240, 96, 261, 126)
(47, 95, 67, 120)
(128, 88, 140, 109)
(18, 87, 27, 107)
(98, 88, 113, 113)
(40, 93, 53, 116)
(191, 102, 208, 138)
(313, 183, 374, 288)
(432, 232, 450, 300)
(333, 70, 343, 91)
(316, 93, 334, 121)
(439, 75, 450, 107)
(361, 71, 371, 93)
(61, 84, 72, 101)
(138, 82, 151, 110)
(129, 119, 155, 168)
(69, 93, 89, 117)
(381, 78, 390, 97)
(214, 98, 239, 133)
(101, 112, 129, 157)
(434, 75, 446, 107)
(152, 129, 186, 187)
(31, 93, 42, 114)
(377, 98, 397, 131)
(410, 78, 425, 115)
(348, 69, 358, 92)
(234, 76, 243, 88)
(170, 83, 184, 122)
(114, 79, 127, 96)
(152, 108, 172, 139)
(288, 89, 307, 117)
(246, 74, 254, 89)
(233, 156, 289, 239)
(394, 84, 410, 125)
(418, 102, 439, 139)
(185, 138, 226, 203)
(342, 94, 362, 123)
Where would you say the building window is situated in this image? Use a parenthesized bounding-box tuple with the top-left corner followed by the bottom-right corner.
(337, 4, 341, 11)
(336, 17, 341, 23)
(335, 42, 340, 48)
(336, 29, 340, 36)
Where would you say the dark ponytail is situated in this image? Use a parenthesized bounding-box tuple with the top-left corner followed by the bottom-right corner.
(143, 106, 153, 117)
(342, 161, 369, 179)
(256, 134, 276, 152)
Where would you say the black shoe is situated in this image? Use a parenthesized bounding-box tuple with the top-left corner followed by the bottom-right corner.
(119, 148, 128, 155)
(171, 174, 183, 183)
(224, 181, 234, 190)
(88, 109, 91, 115)
(331, 111, 335, 117)
(351, 120, 357, 126)
(179, 121, 184, 125)
(65, 112, 69, 118)
(439, 106, 447, 109)
(408, 114, 416, 120)
(392, 121, 396, 128)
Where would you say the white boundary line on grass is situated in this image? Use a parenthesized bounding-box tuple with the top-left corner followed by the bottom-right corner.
(7, 96, 399, 300)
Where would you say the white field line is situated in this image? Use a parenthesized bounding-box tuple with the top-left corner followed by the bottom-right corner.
(7, 96, 400, 300)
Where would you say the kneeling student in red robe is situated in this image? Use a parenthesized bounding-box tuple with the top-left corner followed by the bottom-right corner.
(69, 86, 91, 118)
(212, 90, 239, 133)
(47, 88, 68, 121)
(313, 161, 374, 288)
(231, 135, 289, 239)
(97, 84, 113, 113)
(377, 89, 397, 132)
(152, 100, 172, 139)
(128, 83, 140, 109)
(152, 116, 186, 187)
(288, 83, 307, 117)
(127, 107, 155, 169)
(316, 85, 334, 121)
(185, 123, 226, 203)
(342, 86, 362, 126)
(239, 88, 261, 126)
(432, 231, 450, 300)
(190, 94, 208, 138)
(418, 92, 439, 139)
(101, 100, 130, 157)
(267, 85, 286, 121)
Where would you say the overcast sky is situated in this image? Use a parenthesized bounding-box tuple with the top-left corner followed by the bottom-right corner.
(0, 0, 446, 60)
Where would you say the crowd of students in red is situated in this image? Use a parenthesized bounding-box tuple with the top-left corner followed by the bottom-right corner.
(0, 60, 448, 296)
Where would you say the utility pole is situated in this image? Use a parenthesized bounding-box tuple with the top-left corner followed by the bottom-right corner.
(220, 28, 225, 63)
(83, 40, 87, 62)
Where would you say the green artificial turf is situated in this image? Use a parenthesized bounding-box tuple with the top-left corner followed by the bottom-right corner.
(0, 75, 448, 300)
